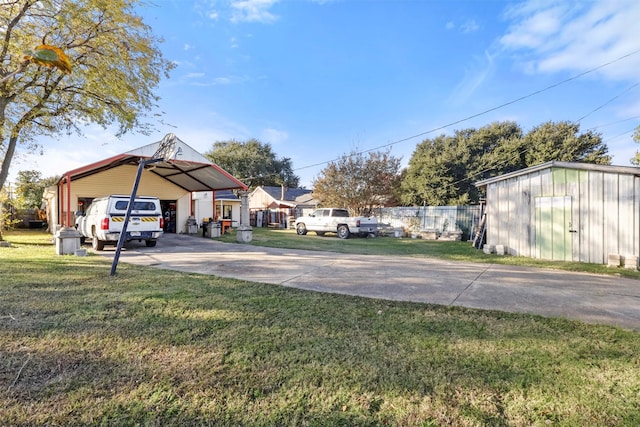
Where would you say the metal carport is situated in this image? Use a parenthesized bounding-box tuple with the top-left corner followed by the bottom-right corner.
(53, 134, 247, 229)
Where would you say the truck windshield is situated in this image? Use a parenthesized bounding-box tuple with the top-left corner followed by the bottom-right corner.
(114, 201, 157, 211)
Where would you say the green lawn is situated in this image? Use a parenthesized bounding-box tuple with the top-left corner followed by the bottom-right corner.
(1, 230, 639, 426)
(219, 227, 640, 280)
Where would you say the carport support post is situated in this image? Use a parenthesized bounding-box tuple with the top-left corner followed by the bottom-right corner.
(236, 191, 253, 243)
(110, 158, 163, 276)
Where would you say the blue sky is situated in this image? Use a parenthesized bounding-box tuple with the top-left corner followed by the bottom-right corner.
(10, 0, 640, 188)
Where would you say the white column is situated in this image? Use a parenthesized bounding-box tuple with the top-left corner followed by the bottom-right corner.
(236, 191, 253, 243)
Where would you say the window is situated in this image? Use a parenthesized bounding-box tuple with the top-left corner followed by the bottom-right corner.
(114, 200, 157, 211)
(222, 205, 232, 219)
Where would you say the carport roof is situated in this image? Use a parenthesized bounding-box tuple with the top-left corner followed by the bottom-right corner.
(59, 135, 247, 192)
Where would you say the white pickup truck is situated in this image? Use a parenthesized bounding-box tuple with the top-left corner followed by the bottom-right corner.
(294, 208, 378, 239)
(76, 195, 164, 250)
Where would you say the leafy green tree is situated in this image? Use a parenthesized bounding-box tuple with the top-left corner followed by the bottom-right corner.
(631, 125, 640, 165)
(401, 121, 523, 206)
(205, 139, 300, 189)
(14, 170, 42, 210)
(522, 121, 610, 165)
(13, 169, 58, 210)
(400, 120, 610, 206)
(0, 0, 174, 195)
(312, 149, 401, 215)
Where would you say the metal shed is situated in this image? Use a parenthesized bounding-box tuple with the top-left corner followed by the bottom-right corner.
(475, 161, 640, 265)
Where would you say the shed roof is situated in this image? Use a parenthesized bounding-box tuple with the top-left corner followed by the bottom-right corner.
(59, 134, 247, 192)
(475, 161, 640, 188)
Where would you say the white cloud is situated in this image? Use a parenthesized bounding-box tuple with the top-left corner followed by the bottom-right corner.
(260, 128, 288, 144)
(174, 72, 247, 87)
(448, 51, 496, 105)
(461, 19, 480, 34)
(500, 0, 640, 80)
(230, 0, 279, 24)
(445, 19, 480, 34)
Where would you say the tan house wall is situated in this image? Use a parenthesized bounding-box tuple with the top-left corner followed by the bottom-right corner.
(58, 164, 193, 233)
(193, 191, 240, 226)
(248, 187, 274, 210)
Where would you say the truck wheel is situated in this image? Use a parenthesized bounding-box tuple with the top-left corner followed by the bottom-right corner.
(337, 225, 350, 239)
(145, 240, 157, 247)
(296, 223, 307, 235)
(92, 237, 105, 251)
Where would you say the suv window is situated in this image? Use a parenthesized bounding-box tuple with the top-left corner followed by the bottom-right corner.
(114, 200, 157, 211)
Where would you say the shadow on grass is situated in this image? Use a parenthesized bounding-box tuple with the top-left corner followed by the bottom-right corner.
(2, 244, 640, 425)
(3, 260, 639, 425)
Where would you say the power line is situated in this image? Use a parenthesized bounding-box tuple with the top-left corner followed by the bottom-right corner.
(293, 48, 640, 175)
(575, 83, 639, 123)
(587, 115, 640, 131)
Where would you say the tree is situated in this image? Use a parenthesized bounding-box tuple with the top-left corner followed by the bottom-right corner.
(631, 125, 640, 165)
(312, 149, 401, 215)
(13, 169, 58, 209)
(0, 0, 174, 195)
(14, 169, 42, 209)
(522, 121, 610, 165)
(401, 121, 524, 206)
(400, 120, 610, 206)
(205, 139, 300, 189)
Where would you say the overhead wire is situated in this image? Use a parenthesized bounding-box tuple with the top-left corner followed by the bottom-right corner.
(430, 86, 640, 197)
(575, 83, 639, 123)
(237, 49, 640, 185)
(293, 48, 640, 174)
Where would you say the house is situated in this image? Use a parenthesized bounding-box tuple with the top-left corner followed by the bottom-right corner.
(248, 186, 317, 227)
(43, 134, 246, 235)
(475, 161, 640, 266)
(192, 189, 240, 226)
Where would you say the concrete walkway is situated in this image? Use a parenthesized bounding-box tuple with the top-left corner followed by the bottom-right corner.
(97, 234, 640, 331)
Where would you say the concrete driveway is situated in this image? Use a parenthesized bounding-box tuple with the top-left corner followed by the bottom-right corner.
(96, 233, 640, 331)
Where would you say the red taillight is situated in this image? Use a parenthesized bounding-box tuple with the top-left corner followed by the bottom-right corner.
(356, 219, 361, 227)
(100, 217, 109, 230)
(160, 217, 164, 229)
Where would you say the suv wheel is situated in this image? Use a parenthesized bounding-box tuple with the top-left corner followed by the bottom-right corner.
(92, 237, 105, 251)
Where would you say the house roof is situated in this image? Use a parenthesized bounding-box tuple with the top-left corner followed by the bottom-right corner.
(475, 161, 640, 188)
(258, 186, 313, 201)
(249, 185, 316, 209)
(214, 189, 239, 200)
(59, 134, 247, 192)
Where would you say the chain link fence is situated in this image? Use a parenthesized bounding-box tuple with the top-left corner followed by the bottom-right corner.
(372, 206, 481, 241)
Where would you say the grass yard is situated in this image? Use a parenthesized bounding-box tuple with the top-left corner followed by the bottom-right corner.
(1, 230, 639, 426)
(219, 227, 640, 280)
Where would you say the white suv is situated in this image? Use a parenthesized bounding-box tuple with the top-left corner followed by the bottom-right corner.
(77, 195, 164, 250)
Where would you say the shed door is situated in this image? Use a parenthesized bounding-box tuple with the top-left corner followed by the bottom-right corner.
(535, 196, 572, 261)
